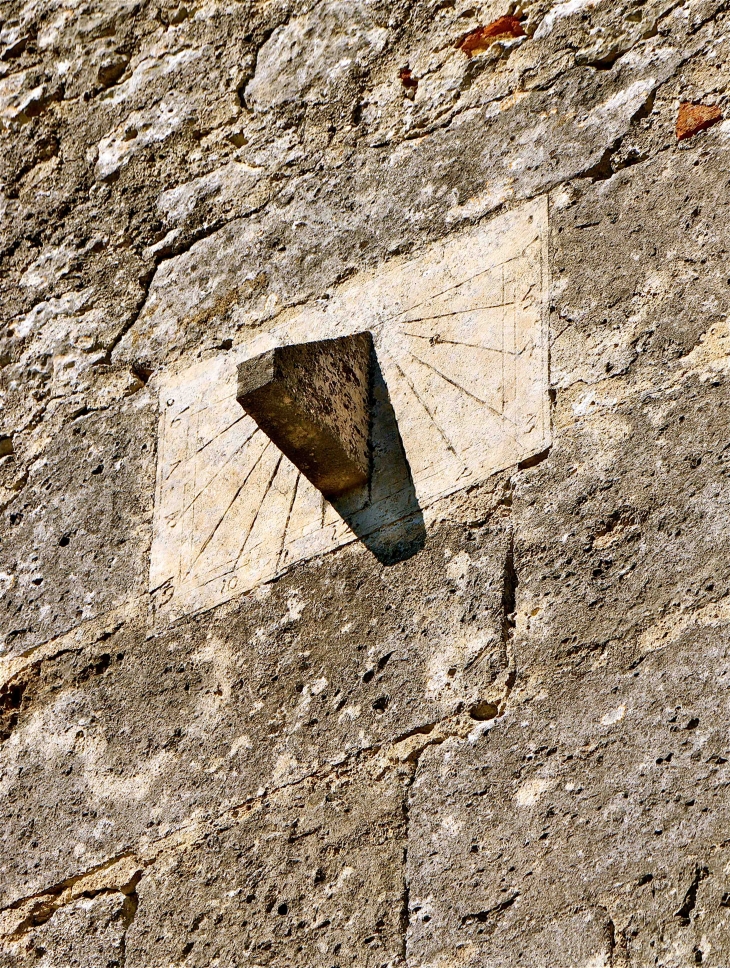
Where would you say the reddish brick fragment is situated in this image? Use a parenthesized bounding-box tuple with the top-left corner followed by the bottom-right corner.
(399, 67, 418, 91)
(457, 15, 524, 56)
(676, 102, 722, 141)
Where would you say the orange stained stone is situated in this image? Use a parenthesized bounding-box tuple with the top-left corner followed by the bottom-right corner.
(676, 102, 722, 141)
(457, 15, 525, 56)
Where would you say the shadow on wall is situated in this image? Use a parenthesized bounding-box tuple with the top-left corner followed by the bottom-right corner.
(331, 349, 426, 565)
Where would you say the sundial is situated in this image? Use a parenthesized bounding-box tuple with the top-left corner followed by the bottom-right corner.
(149, 197, 550, 622)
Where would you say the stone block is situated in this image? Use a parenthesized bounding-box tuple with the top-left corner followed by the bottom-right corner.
(406, 615, 730, 967)
(125, 761, 408, 968)
(236, 333, 372, 498)
(0, 512, 509, 907)
(0, 395, 156, 659)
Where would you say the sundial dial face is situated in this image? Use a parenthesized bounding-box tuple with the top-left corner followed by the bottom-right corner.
(150, 197, 550, 622)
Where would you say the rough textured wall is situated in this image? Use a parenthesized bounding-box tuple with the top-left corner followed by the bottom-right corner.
(2, 0, 730, 965)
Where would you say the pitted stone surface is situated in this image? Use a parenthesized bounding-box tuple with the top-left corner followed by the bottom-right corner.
(2, 0, 730, 965)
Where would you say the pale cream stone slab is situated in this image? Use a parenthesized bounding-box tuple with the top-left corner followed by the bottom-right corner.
(150, 197, 550, 621)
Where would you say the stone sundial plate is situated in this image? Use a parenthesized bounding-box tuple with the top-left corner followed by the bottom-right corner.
(150, 196, 550, 622)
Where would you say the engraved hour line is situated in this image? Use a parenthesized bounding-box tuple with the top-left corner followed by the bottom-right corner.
(277, 471, 301, 572)
(173, 425, 261, 521)
(501, 264, 505, 415)
(389, 258, 521, 321)
(233, 451, 284, 569)
(187, 413, 248, 459)
(407, 344, 527, 445)
(402, 331, 522, 355)
(185, 436, 271, 575)
(398, 303, 516, 326)
(404, 348, 522, 431)
(383, 250, 530, 324)
(379, 346, 459, 458)
(163, 412, 250, 482)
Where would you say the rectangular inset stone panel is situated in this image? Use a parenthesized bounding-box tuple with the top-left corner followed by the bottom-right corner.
(150, 197, 549, 621)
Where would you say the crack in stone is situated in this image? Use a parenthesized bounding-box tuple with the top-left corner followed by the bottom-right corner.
(675, 865, 709, 925)
(0, 855, 142, 941)
(496, 522, 519, 717)
(117, 875, 140, 968)
(460, 890, 519, 926)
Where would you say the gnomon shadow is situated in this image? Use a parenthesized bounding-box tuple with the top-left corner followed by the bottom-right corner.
(330, 348, 426, 565)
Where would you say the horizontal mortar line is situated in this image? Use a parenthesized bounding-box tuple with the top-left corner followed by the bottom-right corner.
(0, 850, 141, 917)
(0, 705, 484, 913)
(184, 437, 270, 576)
(14, 704, 498, 898)
(0, 600, 148, 691)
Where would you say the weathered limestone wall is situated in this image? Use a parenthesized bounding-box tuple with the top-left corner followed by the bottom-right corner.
(2, 0, 730, 965)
